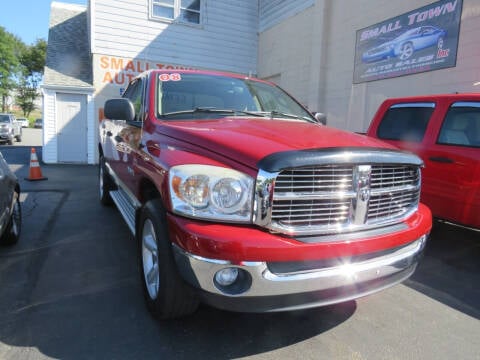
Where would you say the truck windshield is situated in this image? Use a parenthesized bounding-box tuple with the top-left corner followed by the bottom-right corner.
(156, 73, 314, 122)
(0, 115, 10, 123)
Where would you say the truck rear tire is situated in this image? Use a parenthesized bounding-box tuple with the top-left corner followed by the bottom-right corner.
(0, 192, 21, 245)
(138, 198, 199, 319)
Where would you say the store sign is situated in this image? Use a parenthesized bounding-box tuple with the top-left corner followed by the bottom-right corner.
(94, 55, 195, 121)
(97, 55, 193, 88)
(353, 0, 462, 83)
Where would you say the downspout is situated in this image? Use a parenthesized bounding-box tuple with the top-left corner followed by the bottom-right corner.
(307, 0, 330, 113)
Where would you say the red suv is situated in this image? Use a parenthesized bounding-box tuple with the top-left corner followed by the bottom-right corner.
(367, 93, 480, 230)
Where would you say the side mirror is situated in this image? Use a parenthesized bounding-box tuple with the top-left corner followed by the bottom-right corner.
(314, 112, 327, 125)
(104, 98, 135, 122)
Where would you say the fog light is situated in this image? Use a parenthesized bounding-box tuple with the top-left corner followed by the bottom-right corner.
(215, 267, 239, 286)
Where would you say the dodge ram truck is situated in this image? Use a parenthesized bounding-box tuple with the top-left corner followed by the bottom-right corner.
(99, 70, 432, 319)
(367, 94, 480, 230)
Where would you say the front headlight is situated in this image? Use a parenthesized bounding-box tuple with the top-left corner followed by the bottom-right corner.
(169, 165, 254, 222)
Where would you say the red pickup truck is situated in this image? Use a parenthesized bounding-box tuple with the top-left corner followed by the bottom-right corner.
(99, 70, 431, 319)
(367, 94, 480, 230)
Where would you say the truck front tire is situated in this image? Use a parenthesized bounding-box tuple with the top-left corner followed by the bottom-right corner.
(138, 199, 199, 319)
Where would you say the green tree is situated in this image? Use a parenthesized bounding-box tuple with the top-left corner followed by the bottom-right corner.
(17, 39, 47, 117)
(0, 27, 23, 112)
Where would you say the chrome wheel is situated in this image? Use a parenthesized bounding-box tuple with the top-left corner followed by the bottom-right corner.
(11, 195, 21, 238)
(142, 219, 160, 300)
(1, 192, 21, 245)
(399, 43, 414, 60)
(437, 37, 444, 49)
(99, 164, 105, 199)
(138, 199, 199, 319)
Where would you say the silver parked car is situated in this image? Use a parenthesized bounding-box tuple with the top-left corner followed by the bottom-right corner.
(0, 114, 22, 144)
(0, 151, 21, 245)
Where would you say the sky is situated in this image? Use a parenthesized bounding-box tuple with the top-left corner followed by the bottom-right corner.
(0, 0, 87, 45)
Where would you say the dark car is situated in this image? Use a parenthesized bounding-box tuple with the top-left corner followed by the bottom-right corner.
(0, 151, 21, 245)
(34, 119, 43, 128)
(362, 26, 447, 63)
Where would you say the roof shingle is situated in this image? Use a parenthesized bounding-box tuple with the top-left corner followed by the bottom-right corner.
(44, 2, 92, 87)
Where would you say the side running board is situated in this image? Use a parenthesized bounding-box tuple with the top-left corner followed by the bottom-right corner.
(109, 188, 137, 235)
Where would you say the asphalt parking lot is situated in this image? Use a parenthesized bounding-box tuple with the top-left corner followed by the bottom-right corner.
(0, 129, 479, 359)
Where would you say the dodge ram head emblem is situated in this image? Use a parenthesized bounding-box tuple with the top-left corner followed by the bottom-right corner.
(360, 188, 371, 202)
(352, 165, 372, 225)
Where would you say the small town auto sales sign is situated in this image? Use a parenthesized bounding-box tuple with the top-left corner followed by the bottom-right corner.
(353, 0, 462, 83)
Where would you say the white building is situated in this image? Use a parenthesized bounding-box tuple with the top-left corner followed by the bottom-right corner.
(43, 0, 480, 164)
(43, 2, 95, 163)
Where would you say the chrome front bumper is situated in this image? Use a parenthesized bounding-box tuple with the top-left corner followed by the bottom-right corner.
(0, 133, 13, 141)
(173, 234, 428, 312)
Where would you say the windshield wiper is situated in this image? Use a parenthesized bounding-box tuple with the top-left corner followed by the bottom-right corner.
(161, 107, 311, 121)
(162, 107, 266, 117)
(162, 107, 233, 116)
(268, 110, 314, 122)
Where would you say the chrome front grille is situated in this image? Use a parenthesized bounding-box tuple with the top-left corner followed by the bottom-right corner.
(274, 166, 353, 193)
(266, 164, 420, 235)
(272, 198, 352, 227)
(370, 165, 419, 189)
(272, 166, 353, 228)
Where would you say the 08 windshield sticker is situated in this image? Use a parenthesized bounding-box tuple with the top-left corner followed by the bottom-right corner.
(159, 73, 182, 82)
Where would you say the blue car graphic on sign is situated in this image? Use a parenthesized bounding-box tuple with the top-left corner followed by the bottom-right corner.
(362, 26, 447, 63)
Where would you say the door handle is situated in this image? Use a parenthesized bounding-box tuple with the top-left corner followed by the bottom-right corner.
(429, 156, 454, 163)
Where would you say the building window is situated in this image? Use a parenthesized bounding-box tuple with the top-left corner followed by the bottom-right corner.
(151, 0, 201, 24)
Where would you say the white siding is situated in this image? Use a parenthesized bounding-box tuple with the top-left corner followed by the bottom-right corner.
(91, 0, 258, 74)
(42, 89, 58, 164)
(86, 93, 95, 164)
(259, 0, 315, 32)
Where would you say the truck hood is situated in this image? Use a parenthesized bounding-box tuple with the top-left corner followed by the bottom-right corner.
(159, 117, 397, 169)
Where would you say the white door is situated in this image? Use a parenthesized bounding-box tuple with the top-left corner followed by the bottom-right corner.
(56, 93, 87, 163)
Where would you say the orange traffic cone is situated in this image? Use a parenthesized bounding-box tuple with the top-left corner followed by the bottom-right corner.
(25, 148, 47, 181)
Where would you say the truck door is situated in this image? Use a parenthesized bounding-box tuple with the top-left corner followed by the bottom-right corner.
(423, 101, 480, 228)
(107, 77, 144, 198)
